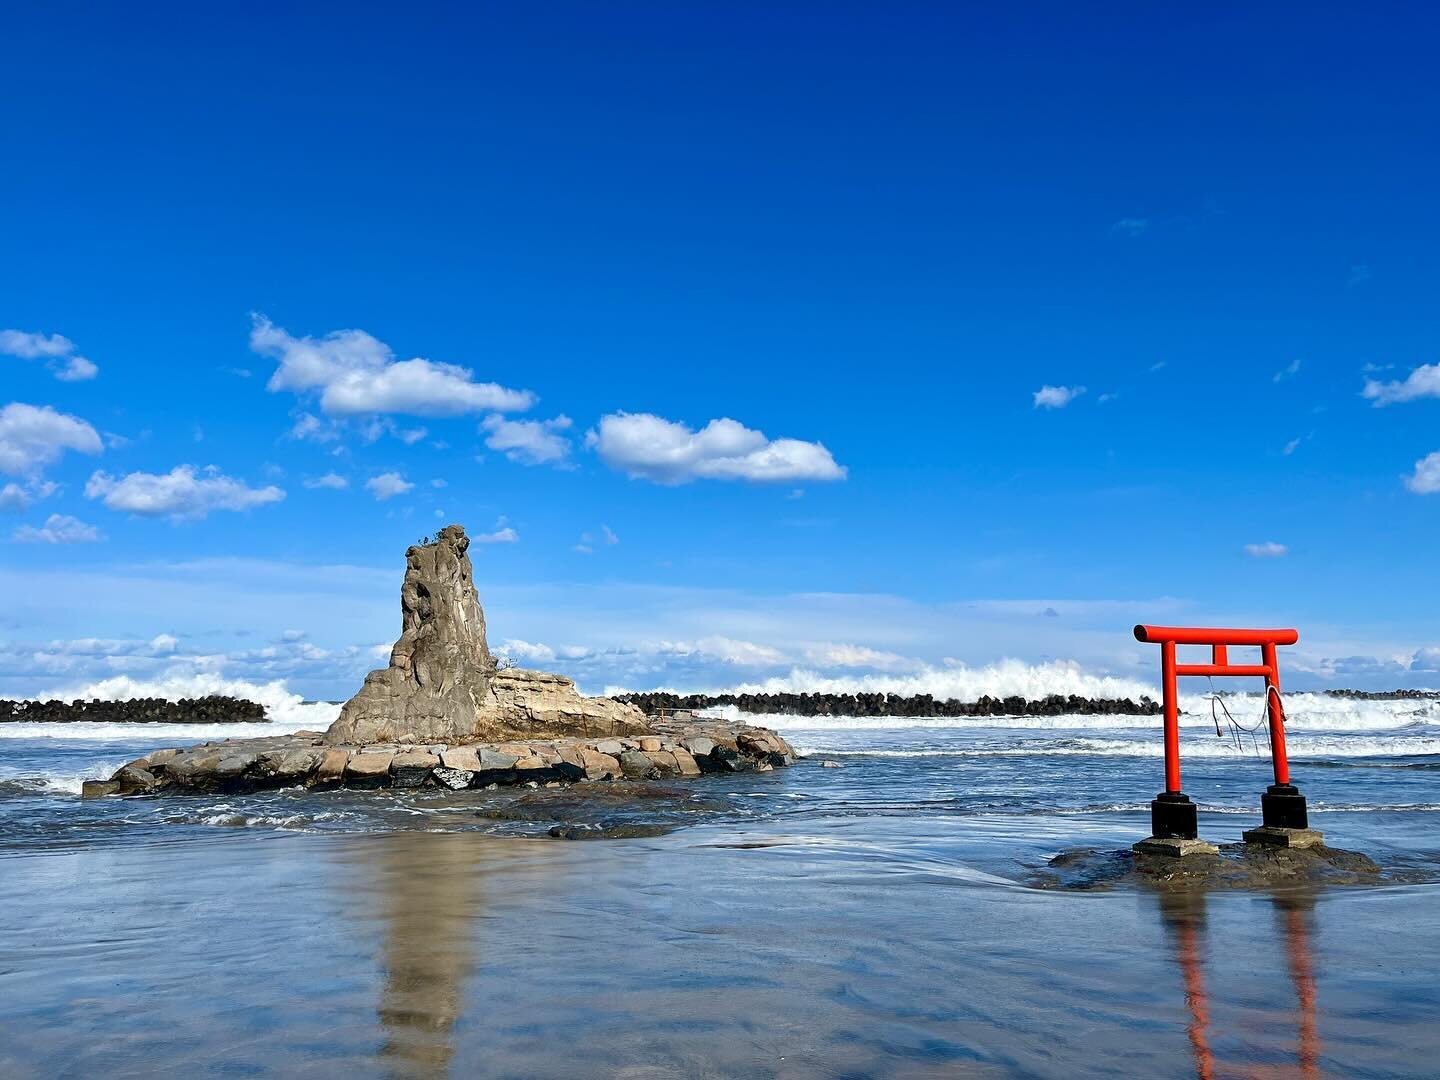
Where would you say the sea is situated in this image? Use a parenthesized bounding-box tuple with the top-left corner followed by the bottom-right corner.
(2, 691, 1438, 1077)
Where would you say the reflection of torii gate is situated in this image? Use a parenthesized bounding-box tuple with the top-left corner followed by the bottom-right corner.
(1133, 625, 1314, 848)
(1161, 892, 1322, 1080)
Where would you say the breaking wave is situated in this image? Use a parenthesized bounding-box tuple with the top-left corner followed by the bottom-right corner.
(730, 659, 1156, 702)
(717, 692, 1436, 733)
(16, 674, 340, 733)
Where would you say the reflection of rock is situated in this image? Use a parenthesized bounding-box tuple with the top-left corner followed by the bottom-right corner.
(324, 525, 648, 746)
(370, 834, 481, 1076)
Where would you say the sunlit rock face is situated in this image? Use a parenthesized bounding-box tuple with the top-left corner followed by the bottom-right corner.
(324, 524, 649, 746)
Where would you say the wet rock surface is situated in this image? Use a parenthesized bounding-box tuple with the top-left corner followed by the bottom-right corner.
(1033, 841, 1418, 892)
(476, 783, 737, 840)
(85, 720, 797, 799)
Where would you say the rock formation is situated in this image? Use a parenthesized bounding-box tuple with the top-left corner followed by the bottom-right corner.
(324, 524, 649, 745)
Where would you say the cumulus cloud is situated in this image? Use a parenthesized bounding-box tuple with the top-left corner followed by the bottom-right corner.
(12, 513, 103, 544)
(1033, 385, 1085, 409)
(250, 315, 534, 418)
(481, 414, 573, 465)
(0, 403, 103, 476)
(473, 522, 519, 543)
(85, 465, 285, 521)
(497, 639, 556, 664)
(0, 329, 99, 381)
(365, 472, 413, 500)
(303, 472, 349, 490)
(0, 483, 28, 511)
(1363, 363, 1440, 406)
(587, 412, 845, 484)
(1406, 451, 1440, 495)
(1243, 541, 1289, 558)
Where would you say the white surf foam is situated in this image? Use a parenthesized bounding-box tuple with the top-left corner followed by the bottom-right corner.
(730, 659, 1157, 702)
(793, 733, 1440, 759)
(713, 693, 1435, 734)
(10, 673, 341, 734)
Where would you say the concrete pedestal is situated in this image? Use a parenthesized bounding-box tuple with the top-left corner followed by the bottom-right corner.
(1242, 826, 1325, 849)
(1133, 837, 1221, 857)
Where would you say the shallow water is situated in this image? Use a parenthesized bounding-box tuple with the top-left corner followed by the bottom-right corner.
(2, 698, 1438, 1077)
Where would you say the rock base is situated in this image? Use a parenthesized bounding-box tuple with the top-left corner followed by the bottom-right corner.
(1133, 837, 1221, 858)
(1242, 826, 1325, 849)
(84, 720, 796, 797)
(1040, 841, 1395, 892)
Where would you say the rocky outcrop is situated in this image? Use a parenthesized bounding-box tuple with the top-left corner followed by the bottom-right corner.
(1, 696, 265, 724)
(324, 524, 648, 745)
(83, 718, 797, 798)
(324, 524, 496, 745)
(1034, 843, 1402, 891)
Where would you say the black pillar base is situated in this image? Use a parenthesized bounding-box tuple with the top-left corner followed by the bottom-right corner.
(1261, 784, 1309, 830)
(1151, 792, 1198, 840)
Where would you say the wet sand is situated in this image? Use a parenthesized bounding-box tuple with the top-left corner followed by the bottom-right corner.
(2, 816, 1437, 1078)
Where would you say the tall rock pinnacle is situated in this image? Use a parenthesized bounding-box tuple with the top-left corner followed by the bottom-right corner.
(325, 524, 496, 745)
(325, 524, 650, 746)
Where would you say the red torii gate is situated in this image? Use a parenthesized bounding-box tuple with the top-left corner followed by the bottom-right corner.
(1134, 624, 1310, 844)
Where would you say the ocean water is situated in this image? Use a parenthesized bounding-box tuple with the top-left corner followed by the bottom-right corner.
(1, 694, 1438, 1077)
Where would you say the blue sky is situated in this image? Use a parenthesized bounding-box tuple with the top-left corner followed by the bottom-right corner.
(3, 4, 1439, 699)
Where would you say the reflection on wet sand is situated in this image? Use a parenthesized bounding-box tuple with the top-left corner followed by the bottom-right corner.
(1158, 890, 1322, 1080)
(334, 833, 574, 1079)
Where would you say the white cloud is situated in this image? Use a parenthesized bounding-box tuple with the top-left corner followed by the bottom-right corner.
(365, 472, 413, 500)
(0, 329, 99, 381)
(250, 315, 534, 417)
(0, 403, 103, 476)
(1243, 541, 1288, 558)
(85, 465, 285, 521)
(1273, 358, 1302, 383)
(304, 472, 349, 490)
(601, 523, 619, 545)
(473, 525, 519, 544)
(497, 638, 556, 664)
(1283, 437, 1302, 455)
(1111, 218, 1148, 236)
(1405, 451, 1440, 494)
(0, 482, 28, 511)
(481, 414, 573, 465)
(1363, 363, 1440, 406)
(587, 412, 845, 484)
(289, 413, 340, 443)
(0, 330, 74, 359)
(53, 355, 99, 382)
(12, 513, 103, 544)
(1033, 385, 1085, 409)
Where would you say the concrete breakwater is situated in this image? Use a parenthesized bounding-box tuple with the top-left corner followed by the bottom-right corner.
(617, 690, 1161, 718)
(82, 718, 797, 798)
(1, 695, 267, 724)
